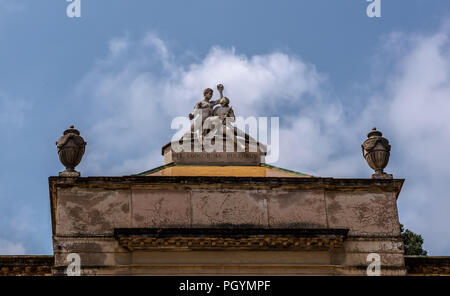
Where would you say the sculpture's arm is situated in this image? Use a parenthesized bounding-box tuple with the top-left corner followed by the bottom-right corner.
(224, 108, 235, 123)
(217, 84, 224, 99)
(210, 100, 220, 106)
(228, 108, 235, 120)
(189, 102, 201, 120)
(228, 108, 235, 119)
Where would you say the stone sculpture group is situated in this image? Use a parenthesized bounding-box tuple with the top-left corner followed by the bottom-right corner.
(55, 84, 392, 179)
(184, 84, 255, 152)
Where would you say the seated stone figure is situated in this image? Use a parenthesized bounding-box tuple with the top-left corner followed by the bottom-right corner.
(203, 97, 235, 132)
(201, 83, 232, 133)
(186, 87, 219, 137)
(207, 95, 259, 152)
(213, 97, 235, 123)
(209, 97, 245, 151)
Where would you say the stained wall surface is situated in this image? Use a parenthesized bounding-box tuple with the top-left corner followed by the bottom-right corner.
(50, 176, 405, 275)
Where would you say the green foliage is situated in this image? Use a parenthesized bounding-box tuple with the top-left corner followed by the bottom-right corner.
(400, 224, 427, 256)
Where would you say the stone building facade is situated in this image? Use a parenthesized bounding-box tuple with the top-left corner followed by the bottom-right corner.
(48, 174, 404, 275)
(1, 139, 448, 276)
(1, 87, 449, 275)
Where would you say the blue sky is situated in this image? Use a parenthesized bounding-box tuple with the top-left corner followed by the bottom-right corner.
(0, 0, 450, 255)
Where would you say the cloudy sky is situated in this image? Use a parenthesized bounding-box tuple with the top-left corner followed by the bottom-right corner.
(0, 0, 449, 255)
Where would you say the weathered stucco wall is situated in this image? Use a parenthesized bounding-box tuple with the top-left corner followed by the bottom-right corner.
(50, 176, 405, 275)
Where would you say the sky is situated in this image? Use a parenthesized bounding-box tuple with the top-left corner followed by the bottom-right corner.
(0, 0, 449, 255)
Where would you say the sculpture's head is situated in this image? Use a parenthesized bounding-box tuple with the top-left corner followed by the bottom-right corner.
(203, 88, 213, 101)
(220, 97, 230, 106)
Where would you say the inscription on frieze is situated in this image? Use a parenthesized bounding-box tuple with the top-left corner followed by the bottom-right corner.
(171, 151, 262, 165)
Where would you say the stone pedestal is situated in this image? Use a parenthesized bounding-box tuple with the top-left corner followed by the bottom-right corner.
(58, 171, 80, 177)
(371, 173, 393, 179)
(161, 138, 266, 166)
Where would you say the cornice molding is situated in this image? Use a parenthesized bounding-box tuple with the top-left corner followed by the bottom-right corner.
(0, 256, 54, 276)
(118, 236, 344, 251)
(114, 228, 348, 252)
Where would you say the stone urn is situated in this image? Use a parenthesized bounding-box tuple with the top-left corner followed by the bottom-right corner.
(56, 125, 87, 177)
(361, 127, 392, 179)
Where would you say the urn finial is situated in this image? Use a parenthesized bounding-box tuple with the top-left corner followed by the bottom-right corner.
(56, 125, 87, 177)
(362, 127, 393, 179)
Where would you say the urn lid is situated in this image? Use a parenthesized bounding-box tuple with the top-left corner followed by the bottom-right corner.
(367, 127, 382, 138)
(63, 125, 81, 136)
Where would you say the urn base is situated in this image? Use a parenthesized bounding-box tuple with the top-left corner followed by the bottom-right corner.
(59, 170, 80, 177)
(371, 172, 393, 179)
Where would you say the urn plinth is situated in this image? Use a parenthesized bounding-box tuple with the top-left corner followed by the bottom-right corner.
(362, 127, 392, 179)
(56, 125, 86, 177)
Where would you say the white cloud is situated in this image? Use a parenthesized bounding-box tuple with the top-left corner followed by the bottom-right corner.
(76, 27, 450, 255)
(109, 36, 129, 58)
(77, 33, 323, 175)
(380, 26, 450, 255)
(0, 239, 26, 255)
(0, 199, 51, 255)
